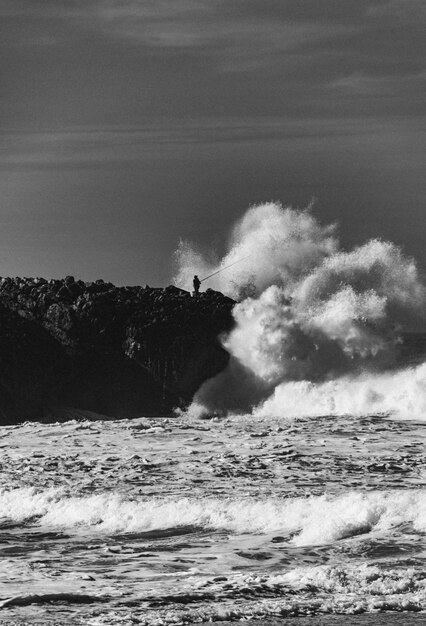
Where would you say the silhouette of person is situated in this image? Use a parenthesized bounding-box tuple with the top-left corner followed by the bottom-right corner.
(193, 275, 201, 296)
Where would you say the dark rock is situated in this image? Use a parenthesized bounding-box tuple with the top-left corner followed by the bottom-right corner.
(57, 285, 72, 300)
(165, 285, 190, 297)
(0, 277, 236, 423)
(0, 304, 69, 422)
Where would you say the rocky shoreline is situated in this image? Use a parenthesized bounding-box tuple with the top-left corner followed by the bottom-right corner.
(0, 276, 235, 424)
(0, 276, 425, 426)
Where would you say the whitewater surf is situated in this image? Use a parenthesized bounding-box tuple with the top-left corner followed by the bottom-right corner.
(3, 412, 426, 624)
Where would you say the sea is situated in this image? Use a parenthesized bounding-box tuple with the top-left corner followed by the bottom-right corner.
(3, 203, 426, 624)
(2, 404, 426, 625)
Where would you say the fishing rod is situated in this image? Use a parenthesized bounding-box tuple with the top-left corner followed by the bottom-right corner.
(200, 255, 250, 283)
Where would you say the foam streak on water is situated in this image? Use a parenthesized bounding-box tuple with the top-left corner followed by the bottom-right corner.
(2, 413, 426, 624)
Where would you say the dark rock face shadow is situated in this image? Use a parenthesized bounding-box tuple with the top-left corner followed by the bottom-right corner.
(0, 277, 235, 423)
(0, 304, 69, 423)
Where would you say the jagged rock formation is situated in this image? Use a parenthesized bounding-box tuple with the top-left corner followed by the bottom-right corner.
(0, 277, 235, 424)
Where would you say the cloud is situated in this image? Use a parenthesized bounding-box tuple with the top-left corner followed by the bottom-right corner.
(94, 0, 358, 73)
(330, 70, 426, 97)
(0, 0, 355, 70)
(367, 0, 426, 20)
(0, 0, 98, 46)
(1, 116, 424, 169)
(1, 0, 424, 81)
(0, 0, 93, 18)
(1, 0, 425, 105)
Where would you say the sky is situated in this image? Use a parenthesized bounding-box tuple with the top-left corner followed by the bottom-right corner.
(1, 0, 425, 286)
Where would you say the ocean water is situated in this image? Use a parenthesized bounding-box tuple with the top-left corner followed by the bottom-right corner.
(2, 409, 426, 624)
(3, 205, 426, 624)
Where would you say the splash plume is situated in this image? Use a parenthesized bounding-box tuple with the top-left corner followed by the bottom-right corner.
(175, 202, 426, 418)
(174, 202, 338, 299)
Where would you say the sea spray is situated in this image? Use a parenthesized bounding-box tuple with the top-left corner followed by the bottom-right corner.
(254, 362, 426, 420)
(174, 202, 338, 299)
(175, 202, 426, 417)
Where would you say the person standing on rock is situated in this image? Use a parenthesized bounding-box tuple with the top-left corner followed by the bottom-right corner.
(193, 275, 201, 297)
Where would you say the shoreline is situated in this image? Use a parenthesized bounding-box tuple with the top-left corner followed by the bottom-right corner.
(1, 613, 426, 626)
(215, 615, 426, 626)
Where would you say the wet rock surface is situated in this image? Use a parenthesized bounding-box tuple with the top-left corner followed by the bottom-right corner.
(0, 277, 235, 423)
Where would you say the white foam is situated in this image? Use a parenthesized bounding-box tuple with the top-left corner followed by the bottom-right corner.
(254, 362, 426, 421)
(177, 202, 426, 417)
(4, 488, 426, 545)
(270, 563, 426, 596)
(174, 202, 338, 299)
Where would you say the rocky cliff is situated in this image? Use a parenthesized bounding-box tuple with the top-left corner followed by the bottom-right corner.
(0, 276, 235, 424)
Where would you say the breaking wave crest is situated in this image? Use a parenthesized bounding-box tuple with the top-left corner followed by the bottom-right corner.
(174, 202, 426, 419)
(254, 362, 426, 420)
(4, 487, 426, 546)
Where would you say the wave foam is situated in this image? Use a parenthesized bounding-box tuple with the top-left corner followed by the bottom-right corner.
(4, 488, 426, 545)
(176, 202, 426, 417)
(254, 361, 426, 420)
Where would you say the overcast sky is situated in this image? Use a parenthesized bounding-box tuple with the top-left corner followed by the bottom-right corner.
(1, 0, 425, 285)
